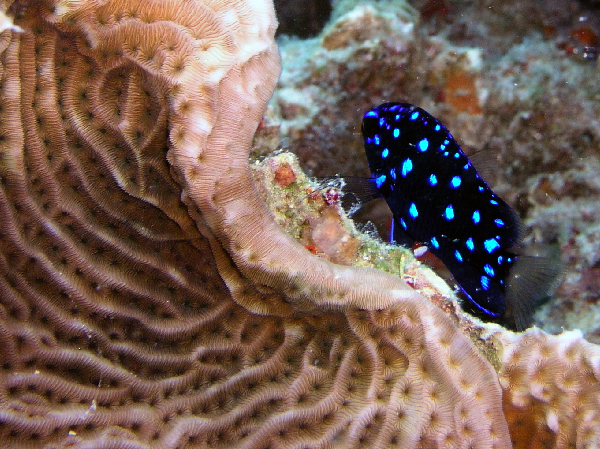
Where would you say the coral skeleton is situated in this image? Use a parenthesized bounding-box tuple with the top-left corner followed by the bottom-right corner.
(0, 1, 597, 449)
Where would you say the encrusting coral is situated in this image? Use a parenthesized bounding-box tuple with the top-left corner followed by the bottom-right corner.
(0, 1, 597, 449)
(495, 328, 600, 448)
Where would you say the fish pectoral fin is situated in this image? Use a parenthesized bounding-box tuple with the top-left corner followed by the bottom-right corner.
(315, 176, 382, 215)
(505, 254, 564, 331)
(340, 176, 381, 206)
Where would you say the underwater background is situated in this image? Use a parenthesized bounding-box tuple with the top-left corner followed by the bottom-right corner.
(264, 0, 600, 342)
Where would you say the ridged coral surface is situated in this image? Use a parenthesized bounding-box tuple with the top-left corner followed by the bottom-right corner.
(0, 1, 597, 449)
(0, 0, 510, 448)
(497, 329, 600, 449)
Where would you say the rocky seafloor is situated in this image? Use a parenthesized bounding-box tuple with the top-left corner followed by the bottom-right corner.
(257, 0, 600, 341)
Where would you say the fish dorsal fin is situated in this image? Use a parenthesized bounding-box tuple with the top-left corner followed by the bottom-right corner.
(465, 147, 497, 186)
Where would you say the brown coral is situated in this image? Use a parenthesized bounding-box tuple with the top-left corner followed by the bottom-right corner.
(256, 153, 600, 448)
(496, 328, 600, 449)
(1, 0, 597, 448)
(0, 0, 514, 448)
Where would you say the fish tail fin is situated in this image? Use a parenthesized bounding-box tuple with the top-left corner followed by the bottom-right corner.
(505, 254, 564, 331)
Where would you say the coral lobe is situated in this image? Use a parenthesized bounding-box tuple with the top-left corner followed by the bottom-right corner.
(0, 1, 598, 449)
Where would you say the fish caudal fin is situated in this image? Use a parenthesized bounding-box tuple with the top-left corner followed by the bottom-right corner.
(505, 254, 563, 331)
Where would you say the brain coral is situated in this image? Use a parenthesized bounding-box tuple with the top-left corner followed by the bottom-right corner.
(0, 0, 597, 449)
(496, 328, 600, 449)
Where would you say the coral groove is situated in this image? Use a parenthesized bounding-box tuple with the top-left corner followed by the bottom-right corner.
(0, 1, 598, 449)
(0, 0, 511, 448)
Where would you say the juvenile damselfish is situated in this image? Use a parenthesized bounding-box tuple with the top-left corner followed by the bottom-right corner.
(360, 102, 560, 330)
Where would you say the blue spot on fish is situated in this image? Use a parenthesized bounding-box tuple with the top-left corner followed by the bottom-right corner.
(466, 237, 475, 251)
(455, 250, 463, 262)
(450, 176, 461, 188)
(401, 158, 413, 177)
(481, 276, 491, 291)
(409, 202, 418, 219)
(484, 238, 500, 253)
(360, 102, 561, 330)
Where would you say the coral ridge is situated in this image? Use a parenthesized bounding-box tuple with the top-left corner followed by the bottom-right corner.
(0, 1, 597, 449)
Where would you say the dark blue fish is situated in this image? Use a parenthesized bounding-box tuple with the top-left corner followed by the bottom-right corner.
(358, 102, 560, 330)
